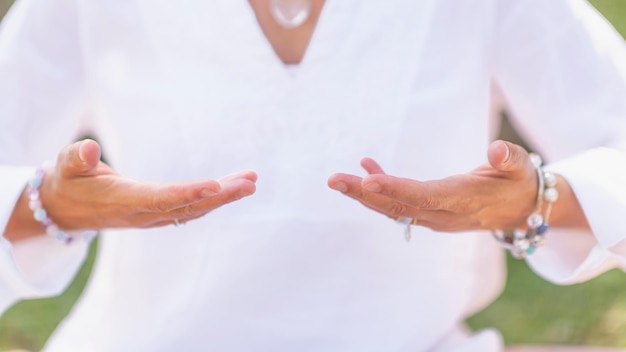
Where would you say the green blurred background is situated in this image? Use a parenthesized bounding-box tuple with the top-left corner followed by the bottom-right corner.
(0, 0, 625, 350)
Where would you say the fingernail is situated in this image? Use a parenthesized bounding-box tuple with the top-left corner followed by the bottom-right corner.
(78, 142, 86, 162)
(503, 143, 511, 164)
(363, 182, 381, 192)
(331, 181, 347, 193)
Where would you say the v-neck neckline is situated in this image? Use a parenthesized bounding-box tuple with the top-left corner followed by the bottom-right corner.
(237, 0, 342, 81)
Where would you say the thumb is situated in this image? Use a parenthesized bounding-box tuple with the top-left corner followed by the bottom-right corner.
(58, 139, 102, 177)
(487, 140, 529, 173)
(360, 157, 386, 175)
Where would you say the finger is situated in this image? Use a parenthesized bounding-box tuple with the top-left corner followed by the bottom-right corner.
(328, 172, 358, 193)
(360, 174, 446, 210)
(138, 179, 222, 212)
(360, 157, 386, 175)
(112, 177, 256, 228)
(58, 139, 102, 177)
(330, 177, 458, 233)
(329, 173, 419, 218)
(330, 174, 471, 231)
(138, 169, 258, 213)
(488, 140, 529, 174)
(218, 170, 258, 184)
(161, 177, 256, 219)
(215, 176, 257, 203)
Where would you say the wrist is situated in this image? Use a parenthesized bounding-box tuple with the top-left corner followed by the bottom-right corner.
(545, 174, 591, 231)
(5, 164, 98, 245)
(4, 186, 48, 243)
(27, 165, 75, 244)
(493, 153, 559, 259)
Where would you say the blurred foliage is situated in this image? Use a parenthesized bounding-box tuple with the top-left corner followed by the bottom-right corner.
(0, 242, 98, 351)
(468, 255, 626, 346)
(0, 0, 625, 350)
(0, 0, 11, 18)
(592, 0, 626, 37)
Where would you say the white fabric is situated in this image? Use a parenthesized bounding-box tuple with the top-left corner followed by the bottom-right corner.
(0, 0, 624, 351)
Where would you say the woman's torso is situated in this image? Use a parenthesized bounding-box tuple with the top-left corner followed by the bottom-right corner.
(45, 0, 505, 351)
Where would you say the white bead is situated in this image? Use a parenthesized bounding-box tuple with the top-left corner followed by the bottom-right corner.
(33, 208, 47, 222)
(513, 229, 526, 239)
(543, 172, 557, 188)
(530, 154, 542, 168)
(544, 187, 559, 203)
(27, 176, 42, 189)
(56, 231, 69, 242)
(27, 188, 39, 201)
(28, 199, 42, 211)
(514, 238, 530, 251)
(46, 224, 59, 238)
(527, 212, 543, 229)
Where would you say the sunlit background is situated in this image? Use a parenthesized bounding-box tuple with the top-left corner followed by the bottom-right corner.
(0, 0, 625, 350)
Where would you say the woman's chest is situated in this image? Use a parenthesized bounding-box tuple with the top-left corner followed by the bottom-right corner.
(83, 0, 495, 181)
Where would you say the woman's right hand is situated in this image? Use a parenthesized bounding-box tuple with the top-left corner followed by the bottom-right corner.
(4, 139, 257, 242)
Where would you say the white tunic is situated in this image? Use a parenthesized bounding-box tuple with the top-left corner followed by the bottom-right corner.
(1, 0, 626, 351)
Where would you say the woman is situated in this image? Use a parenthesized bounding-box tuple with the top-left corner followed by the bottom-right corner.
(1, 0, 626, 350)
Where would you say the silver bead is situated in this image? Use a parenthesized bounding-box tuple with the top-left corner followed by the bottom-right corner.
(544, 187, 559, 203)
(529, 153, 542, 168)
(513, 229, 526, 239)
(543, 171, 557, 188)
(514, 238, 530, 251)
(527, 212, 544, 229)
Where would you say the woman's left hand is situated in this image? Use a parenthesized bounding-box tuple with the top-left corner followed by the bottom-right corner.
(327, 140, 541, 232)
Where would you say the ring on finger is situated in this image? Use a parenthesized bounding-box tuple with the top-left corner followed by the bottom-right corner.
(396, 217, 411, 226)
(395, 217, 416, 242)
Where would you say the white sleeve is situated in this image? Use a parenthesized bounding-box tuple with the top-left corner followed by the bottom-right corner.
(492, 0, 626, 284)
(0, 0, 92, 313)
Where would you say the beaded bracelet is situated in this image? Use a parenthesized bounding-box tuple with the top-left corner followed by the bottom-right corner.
(27, 164, 98, 244)
(491, 153, 559, 259)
